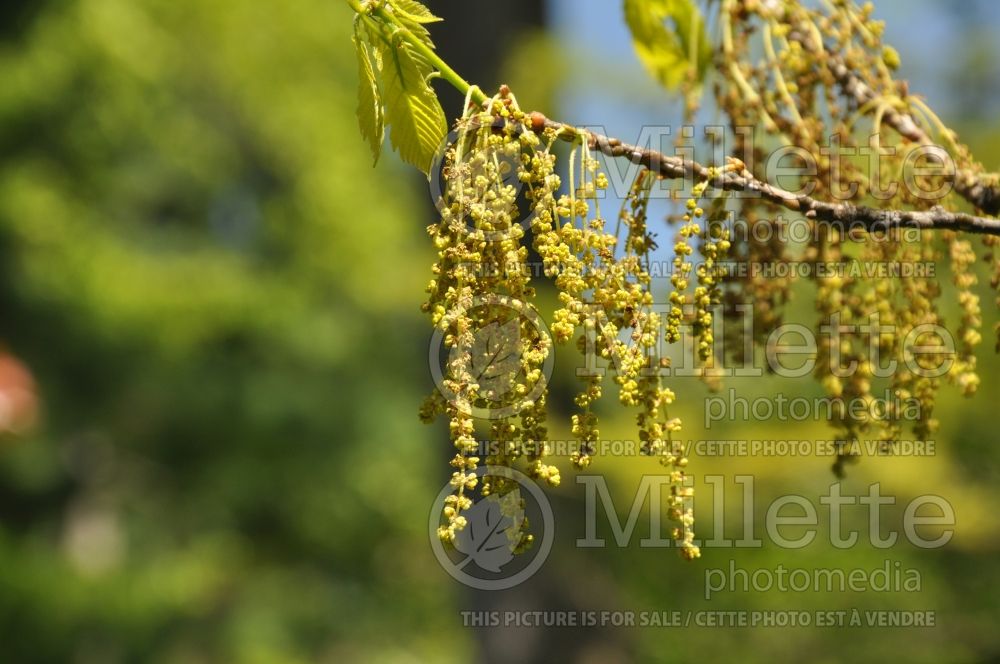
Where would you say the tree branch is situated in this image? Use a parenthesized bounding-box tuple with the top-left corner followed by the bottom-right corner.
(350, 0, 1000, 230)
(789, 30, 1000, 216)
(529, 114, 1000, 237)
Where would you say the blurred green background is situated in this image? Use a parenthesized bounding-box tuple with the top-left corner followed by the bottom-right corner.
(0, 0, 998, 662)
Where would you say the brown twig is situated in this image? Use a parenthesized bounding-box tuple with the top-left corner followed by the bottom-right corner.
(789, 30, 1000, 216)
(527, 113, 1000, 237)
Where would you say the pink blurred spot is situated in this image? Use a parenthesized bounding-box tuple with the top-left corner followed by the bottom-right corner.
(0, 351, 39, 435)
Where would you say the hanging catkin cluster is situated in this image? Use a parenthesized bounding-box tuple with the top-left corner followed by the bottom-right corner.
(419, 91, 735, 560)
(350, 0, 1000, 564)
(714, 0, 997, 474)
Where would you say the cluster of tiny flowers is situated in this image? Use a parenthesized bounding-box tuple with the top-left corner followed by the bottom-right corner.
(949, 238, 982, 396)
(692, 171, 732, 363)
(562, 163, 699, 557)
(666, 198, 696, 345)
(420, 90, 717, 558)
(989, 234, 1000, 353)
(421, 91, 556, 546)
(376, 0, 1000, 570)
(715, 0, 995, 473)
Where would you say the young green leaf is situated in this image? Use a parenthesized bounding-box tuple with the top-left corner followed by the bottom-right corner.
(623, 0, 712, 91)
(371, 0, 440, 54)
(379, 38, 447, 175)
(362, 20, 386, 70)
(353, 23, 384, 165)
(389, 0, 442, 24)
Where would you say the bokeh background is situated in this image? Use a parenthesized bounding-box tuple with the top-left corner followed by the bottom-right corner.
(0, 0, 998, 662)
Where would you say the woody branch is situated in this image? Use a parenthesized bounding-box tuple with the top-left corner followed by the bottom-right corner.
(526, 113, 1000, 237)
(787, 29, 1000, 216)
